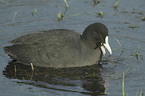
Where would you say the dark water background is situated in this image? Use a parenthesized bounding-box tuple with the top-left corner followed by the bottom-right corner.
(0, 0, 145, 96)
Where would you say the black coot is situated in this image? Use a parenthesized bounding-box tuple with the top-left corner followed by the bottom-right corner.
(4, 23, 112, 68)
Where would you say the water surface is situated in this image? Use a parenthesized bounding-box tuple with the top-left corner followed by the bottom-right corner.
(0, 0, 145, 96)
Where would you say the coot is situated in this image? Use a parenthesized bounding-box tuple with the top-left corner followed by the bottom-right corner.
(4, 23, 112, 68)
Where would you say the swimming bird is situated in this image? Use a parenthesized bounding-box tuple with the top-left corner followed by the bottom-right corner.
(4, 23, 112, 68)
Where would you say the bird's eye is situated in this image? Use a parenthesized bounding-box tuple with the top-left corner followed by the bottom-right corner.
(99, 35, 103, 40)
(99, 35, 106, 43)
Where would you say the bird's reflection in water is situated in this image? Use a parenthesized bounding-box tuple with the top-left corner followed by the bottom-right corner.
(3, 62, 106, 96)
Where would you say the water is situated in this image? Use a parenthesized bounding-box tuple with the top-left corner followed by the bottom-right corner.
(0, 0, 145, 95)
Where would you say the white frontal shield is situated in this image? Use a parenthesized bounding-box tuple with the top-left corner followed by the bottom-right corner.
(101, 36, 112, 56)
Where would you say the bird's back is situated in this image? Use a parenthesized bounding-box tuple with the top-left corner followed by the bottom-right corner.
(4, 29, 82, 68)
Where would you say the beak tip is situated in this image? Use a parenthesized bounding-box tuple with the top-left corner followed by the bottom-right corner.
(110, 51, 112, 55)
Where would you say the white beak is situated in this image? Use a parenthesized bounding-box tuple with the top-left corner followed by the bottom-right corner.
(101, 36, 112, 56)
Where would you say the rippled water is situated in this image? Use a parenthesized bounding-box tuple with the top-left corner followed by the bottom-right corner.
(0, 0, 145, 96)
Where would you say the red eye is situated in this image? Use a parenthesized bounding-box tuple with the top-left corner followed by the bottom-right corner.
(99, 35, 103, 40)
